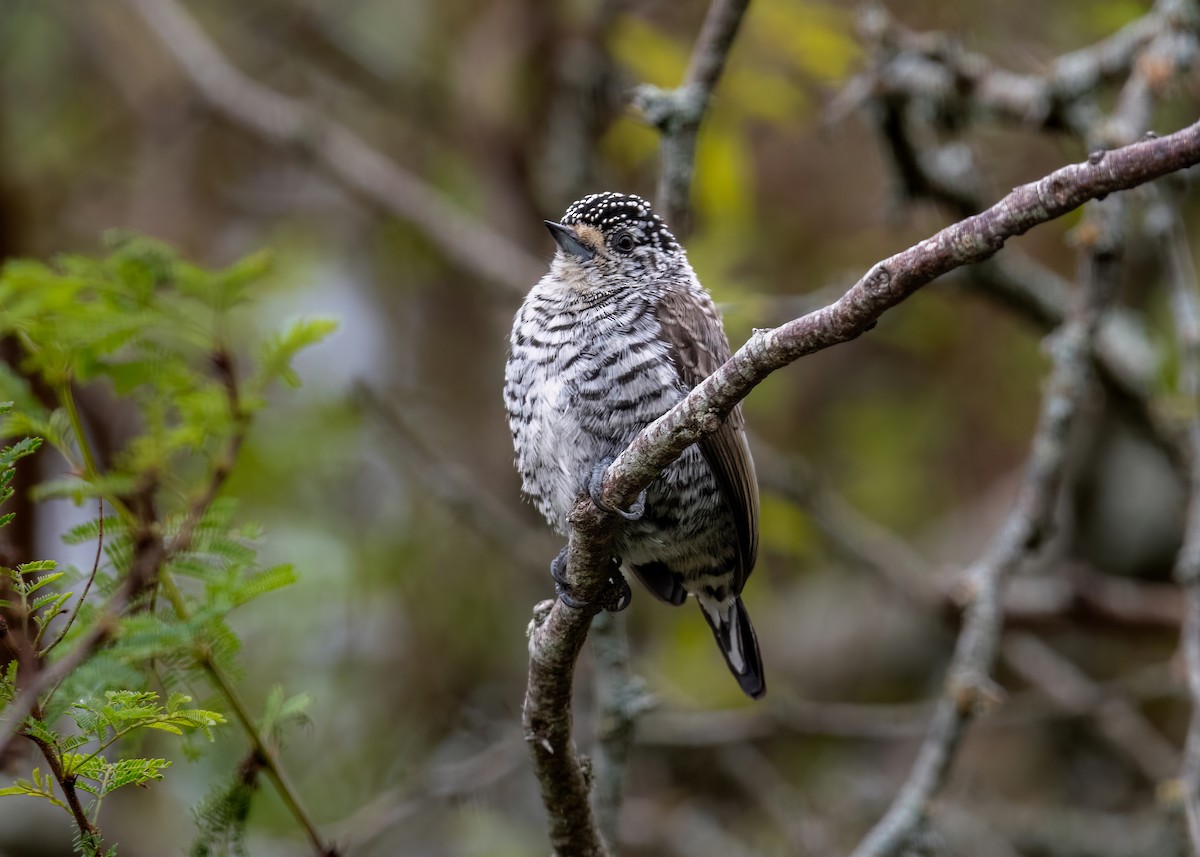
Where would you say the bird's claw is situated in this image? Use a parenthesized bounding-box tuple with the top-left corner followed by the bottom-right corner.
(550, 549, 631, 613)
(588, 458, 647, 521)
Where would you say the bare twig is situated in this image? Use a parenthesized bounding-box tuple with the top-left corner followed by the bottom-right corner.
(329, 735, 525, 849)
(831, 0, 1186, 134)
(632, 0, 752, 236)
(120, 0, 542, 294)
(1002, 631, 1178, 782)
(757, 439, 1185, 630)
(848, 193, 1118, 854)
(526, 118, 1200, 857)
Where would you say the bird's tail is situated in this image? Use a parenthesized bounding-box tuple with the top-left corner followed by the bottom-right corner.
(697, 595, 766, 700)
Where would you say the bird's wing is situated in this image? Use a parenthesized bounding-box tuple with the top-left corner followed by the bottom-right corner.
(654, 286, 760, 592)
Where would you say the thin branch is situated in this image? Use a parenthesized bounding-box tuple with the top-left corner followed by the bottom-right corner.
(757, 438, 1185, 631)
(25, 722, 102, 845)
(40, 498, 103, 657)
(1002, 631, 1178, 783)
(590, 610, 651, 851)
(848, 199, 1112, 856)
(120, 0, 543, 294)
(156, 357, 338, 857)
(632, 0, 752, 236)
(525, 117, 1200, 857)
(830, 0, 1184, 134)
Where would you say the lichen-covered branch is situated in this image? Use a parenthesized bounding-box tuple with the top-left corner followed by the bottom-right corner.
(831, 0, 1188, 134)
(848, 197, 1116, 857)
(594, 120, 1200, 511)
(525, 116, 1200, 857)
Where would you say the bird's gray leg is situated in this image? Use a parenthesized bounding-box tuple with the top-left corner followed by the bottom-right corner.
(588, 457, 647, 521)
(550, 547, 632, 613)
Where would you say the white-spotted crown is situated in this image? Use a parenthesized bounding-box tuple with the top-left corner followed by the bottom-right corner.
(560, 192, 681, 254)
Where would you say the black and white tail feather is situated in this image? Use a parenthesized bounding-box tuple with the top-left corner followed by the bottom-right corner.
(698, 594, 766, 700)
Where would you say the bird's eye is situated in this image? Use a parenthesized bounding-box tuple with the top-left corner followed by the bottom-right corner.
(614, 232, 635, 253)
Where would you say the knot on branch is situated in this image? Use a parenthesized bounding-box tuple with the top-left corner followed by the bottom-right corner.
(632, 83, 706, 133)
(699, 411, 723, 434)
(947, 673, 1006, 716)
(524, 715, 556, 757)
(526, 599, 556, 654)
(1038, 174, 1074, 213)
(864, 264, 892, 297)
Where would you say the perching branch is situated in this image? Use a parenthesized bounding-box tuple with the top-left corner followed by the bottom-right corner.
(524, 117, 1200, 857)
(632, 0, 752, 237)
(595, 122, 1200, 512)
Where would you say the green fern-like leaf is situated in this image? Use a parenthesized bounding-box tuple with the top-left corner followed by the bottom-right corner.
(254, 317, 338, 390)
(0, 660, 17, 705)
(0, 768, 67, 808)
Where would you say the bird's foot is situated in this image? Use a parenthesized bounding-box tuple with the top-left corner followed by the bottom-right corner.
(588, 457, 647, 521)
(551, 549, 632, 613)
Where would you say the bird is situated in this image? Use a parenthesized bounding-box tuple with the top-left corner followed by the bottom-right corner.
(503, 191, 765, 700)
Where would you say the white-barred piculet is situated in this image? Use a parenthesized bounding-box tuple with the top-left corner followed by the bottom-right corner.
(504, 192, 765, 699)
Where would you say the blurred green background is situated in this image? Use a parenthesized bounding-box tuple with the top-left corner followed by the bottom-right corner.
(1, 0, 1198, 854)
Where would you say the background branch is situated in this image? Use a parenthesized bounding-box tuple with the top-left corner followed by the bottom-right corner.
(631, 0, 751, 237)
(123, 0, 543, 294)
(849, 196, 1113, 857)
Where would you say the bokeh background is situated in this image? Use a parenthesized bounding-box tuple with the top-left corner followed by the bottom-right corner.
(1, 0, 1199, 854)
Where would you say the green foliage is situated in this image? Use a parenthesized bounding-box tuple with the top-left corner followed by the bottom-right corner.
(0, 232, 334, 480)
(190, 771, 256, 857)
(0, 235, 335, 854)
(2, 690, 225, 854)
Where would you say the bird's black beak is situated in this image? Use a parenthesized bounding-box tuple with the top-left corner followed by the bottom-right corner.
(544, 221, 595, 262)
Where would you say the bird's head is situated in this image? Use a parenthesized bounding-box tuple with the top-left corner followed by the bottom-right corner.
(544, 192, 687, 290)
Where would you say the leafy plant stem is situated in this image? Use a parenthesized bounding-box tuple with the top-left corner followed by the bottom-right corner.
(41, 498, 104, 657)
(159, 569, 332, 856)
(55, 386, 134, 525)
(24, 712, 102, 845)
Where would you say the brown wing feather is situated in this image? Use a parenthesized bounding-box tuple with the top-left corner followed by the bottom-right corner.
(654, 287, 760, 592)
